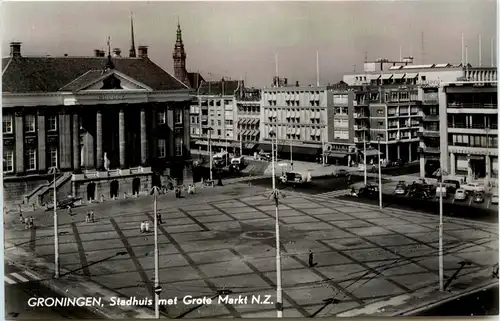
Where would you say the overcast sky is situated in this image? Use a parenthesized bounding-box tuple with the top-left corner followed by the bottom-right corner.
(2, 1, 497, 87)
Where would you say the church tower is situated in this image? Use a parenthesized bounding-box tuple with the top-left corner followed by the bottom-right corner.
(129, 13, 136, 58)
(173, 19, 188, 84)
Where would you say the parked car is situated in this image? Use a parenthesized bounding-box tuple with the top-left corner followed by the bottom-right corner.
(230, 155, 245, 171)
(454, 188, 467, 201)
(442, 180, 460, 194)
(359, 184, 379, 198)
(473, 192, 485, 203)
(462, 182, 486, 194)
(492, 194, 499, 205)
(334, 169, 349, 177)
(392, 159, 407, 167)
(258, 152, 272, 161)
(394, 182, 408, 195)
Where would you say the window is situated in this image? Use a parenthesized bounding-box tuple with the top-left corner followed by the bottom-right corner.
(2, 115, 13, 134)
(158, 139, 166, 158)
(377, 110, 384, 115)
(26, 148, 36, 171)
(218, 120, 221, 126)
(211, 120, 215, 126)
(47, 115, 57, 131)
(175, 137, 183, 156)
(49, 148, 58, 168)
(217, 129, 221, 136)
(25, 115, 36, 132)
(175, 109, 183, 124)
(3, 150, 13, 173)
(158, 111, 166, 124)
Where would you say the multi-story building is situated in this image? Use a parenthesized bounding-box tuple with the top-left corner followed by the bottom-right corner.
(235, 87, 261, 154)
(260, 81, 330, 162)
(2, 38, 193, 208)
(438, 69, 498, 181)
(190, 79, 241, 153)
(343, 62, 488, 169)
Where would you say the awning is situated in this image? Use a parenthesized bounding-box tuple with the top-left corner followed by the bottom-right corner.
(245, 143, 256, 149)
(295, 127, 300, 135)
(324, 151, 348, 158)
(393, 74, 405, 79)
(286, 111, 291, 118)
(194, 140, 207, 145)
(405, 73, 419, 79)
(362, 149, 383, 157)
(469, 155, 485, 160)
(382, 74, 393, 80)
(370, 75, 381, 80)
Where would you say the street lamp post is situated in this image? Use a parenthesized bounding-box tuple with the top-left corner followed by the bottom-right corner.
(208, 127, 213, 181)
(377, 137, 382, 209)
(363, 139, 367, 185)
(290, 138, 293, 171)
(151, 186, 161, 318)
(438, 173, 444, 292)
(48, 166, 60, 279)
(269, 130, 283, 318)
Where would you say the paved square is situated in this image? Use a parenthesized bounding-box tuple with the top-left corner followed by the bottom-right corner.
(5, 186, 499, 318)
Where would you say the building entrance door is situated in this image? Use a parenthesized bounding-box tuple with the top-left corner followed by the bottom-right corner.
(110, 180, 119, 198)
(132, 178, 140, 195)
(87, 183, 96, 201)
(470, 158, 486, 179)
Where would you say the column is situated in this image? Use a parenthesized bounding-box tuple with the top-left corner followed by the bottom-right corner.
(420, 156, 425, 178)
(72, 113, 80, 172)
(183, 107, 191, 158)
(59, 110, 72, 170)
(119, 109, 126, 168)
(150, 107, 157, 159)
(37, 110, 46, 172)
(486, 155, 491, 177)
(167, 108, 174, 156)
(96, 110, 103, 169)
(385, 144, 389, 161)
(397, 144, 401, 159)
(467, 156, 473, 181)
(450, 152, 456, 176)
(140, 109, 147, 166)
(408, 143, 412, 161)
(14, 111, 24, 174)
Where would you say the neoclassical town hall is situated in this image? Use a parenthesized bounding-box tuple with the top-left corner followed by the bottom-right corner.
(2, 23, 196, 208)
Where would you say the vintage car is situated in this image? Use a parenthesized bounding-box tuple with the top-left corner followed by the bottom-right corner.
(279, 171, 312, 186)
(230, 155, 245, 171)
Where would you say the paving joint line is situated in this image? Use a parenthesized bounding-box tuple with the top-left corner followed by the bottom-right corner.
(177, 208, 210, 231)
(144, 213, 241, 318)
(227, 248, 311, 317)
(282, 201, 441, 279)
(109, 218, 154, 297)
(71, 222, 91, 278)
(290, 254, 365, 305)
(29, 227, 36, 251)
(315, 240, 413, 294)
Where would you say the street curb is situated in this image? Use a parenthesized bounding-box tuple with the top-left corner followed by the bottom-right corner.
(4, 241, 157, 319)
(336, 269, 498, 317)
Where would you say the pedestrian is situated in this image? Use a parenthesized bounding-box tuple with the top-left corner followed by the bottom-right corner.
(347, 174, 351, 184)
(24, 217, 29, 230)
(90, 210, 95, 223)
(67, 205, 73, 216)
(29, 216, 34, 229)
(308, 250, 316, 267)
(140, 221, 145, 233)
(157, 212, 163, 225)
(20, 213, 24, 224)
(86, 212, 91, 223)
(145, 220, 150, 233)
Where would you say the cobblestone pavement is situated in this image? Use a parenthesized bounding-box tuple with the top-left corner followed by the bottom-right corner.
(5, 184, 498, 318)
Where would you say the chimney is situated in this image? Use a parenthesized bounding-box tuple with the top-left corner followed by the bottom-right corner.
(295, 80, 299, 87)
(138, 46, 148, 58)
(10, 42, 22, 57)
(112, 48, 121, 57)
(94, 49, 101, 57)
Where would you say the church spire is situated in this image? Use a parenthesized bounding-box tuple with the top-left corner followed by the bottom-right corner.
(129, 12, 136, 58)
(173, 18, 188, 85)
(104, 36, 115, 71)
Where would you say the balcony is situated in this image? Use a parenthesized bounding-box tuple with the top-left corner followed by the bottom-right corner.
(422, 129, 440, 138)
(354, 125, 367, 131)
(354, 113, 368, 118)
(422, 115, 439, 122)
(448, 102, 497, 109)
(423, 146, 441, 154)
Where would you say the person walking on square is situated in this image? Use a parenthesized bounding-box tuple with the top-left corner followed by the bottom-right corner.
(308, 250, 317, 267)
(67, 205, 73, 216)
(20, 213, 24, 224)
(24, 217, 29, 230)
(86, 211, 91, 223)
(140, 221, 145, 233)
(145, 220, 150, 233)
(29, 216, 34, 229)
(157, 212, 163, 225)
(90, 210, 95, 223)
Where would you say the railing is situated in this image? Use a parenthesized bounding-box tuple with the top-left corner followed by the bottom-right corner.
(447, 123, 498, 130)
(448, 103, 497, 108)
(353, 113, 368, 118)
(423, 146, 441, 153)
(423, 99, 439, 105)
(422, 115, 439, 122)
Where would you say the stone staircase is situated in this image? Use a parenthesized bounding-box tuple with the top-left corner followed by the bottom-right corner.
(22, 172, 73, 209)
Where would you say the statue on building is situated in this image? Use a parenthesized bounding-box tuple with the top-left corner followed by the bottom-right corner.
(104, 152, 110, 171)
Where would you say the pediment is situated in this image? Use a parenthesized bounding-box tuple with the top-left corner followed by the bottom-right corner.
(59, 70, 153, 92)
